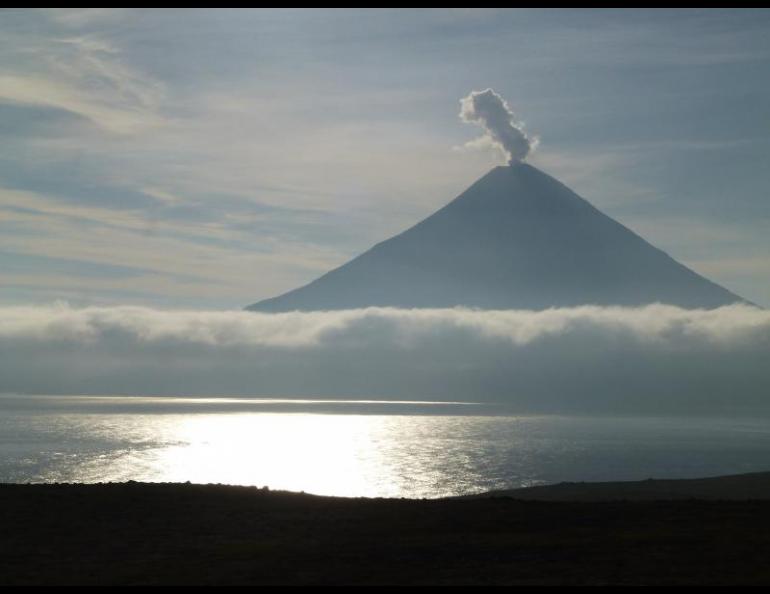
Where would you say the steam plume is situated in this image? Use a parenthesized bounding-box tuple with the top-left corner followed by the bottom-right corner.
(459, 88, 537, 164)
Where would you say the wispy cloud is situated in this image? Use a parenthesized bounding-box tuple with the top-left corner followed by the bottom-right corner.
(0, 185, 347, 305)
(0, 33, 164, 134)
(43, 8, 130, 28)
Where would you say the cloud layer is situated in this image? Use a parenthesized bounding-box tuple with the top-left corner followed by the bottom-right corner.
(1, 303, 769, 414)
(459, 88, 537, 163)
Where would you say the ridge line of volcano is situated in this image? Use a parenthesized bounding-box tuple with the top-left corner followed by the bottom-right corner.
(247, 163, 744, 312)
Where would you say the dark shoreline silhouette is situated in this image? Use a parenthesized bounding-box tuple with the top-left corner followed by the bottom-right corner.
(460, 470, 770, 501)
(4, 472, 770, 585)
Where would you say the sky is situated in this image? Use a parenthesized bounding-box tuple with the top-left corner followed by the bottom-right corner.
(1, 8, 769, 309)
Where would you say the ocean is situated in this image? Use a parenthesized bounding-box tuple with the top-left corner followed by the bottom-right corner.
(1, 394, 769, 498)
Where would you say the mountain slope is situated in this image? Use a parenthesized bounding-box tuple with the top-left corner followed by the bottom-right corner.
(248, 164, 743, 311)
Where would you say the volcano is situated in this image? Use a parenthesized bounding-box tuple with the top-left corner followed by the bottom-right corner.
(247, 164, 743, 311)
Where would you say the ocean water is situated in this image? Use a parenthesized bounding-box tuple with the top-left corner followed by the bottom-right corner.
(1, 394, 770, 498)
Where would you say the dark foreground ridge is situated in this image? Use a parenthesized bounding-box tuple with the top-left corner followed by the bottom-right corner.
(463, 470, 770, 502)
(4, 474, 770, 585)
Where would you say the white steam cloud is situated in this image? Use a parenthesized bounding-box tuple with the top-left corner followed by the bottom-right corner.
(2, 303, 769, 414)
(459, 88, 537, 164)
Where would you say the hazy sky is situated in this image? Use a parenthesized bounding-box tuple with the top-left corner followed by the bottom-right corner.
(1, 8, 769, 308)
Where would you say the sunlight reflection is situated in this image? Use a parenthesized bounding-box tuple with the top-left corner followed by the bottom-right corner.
(152, 414, 395, 497)
(82, 412, 519, 498)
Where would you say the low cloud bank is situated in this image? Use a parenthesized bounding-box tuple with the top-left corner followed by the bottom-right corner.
(1, 303, 769, 414)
